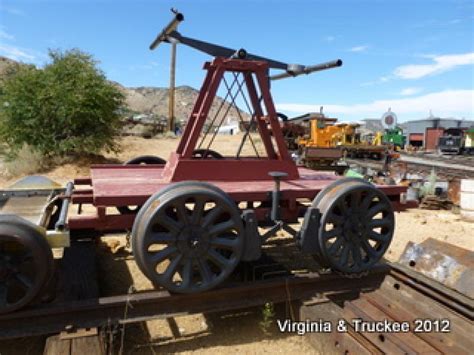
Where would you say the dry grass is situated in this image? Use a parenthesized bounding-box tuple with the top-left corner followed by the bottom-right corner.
(1, 145, 46, 177)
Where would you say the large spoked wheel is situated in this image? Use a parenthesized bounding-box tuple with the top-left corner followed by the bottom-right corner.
(192, 149, 223, 159)
(133, 183, 244, 293)
(314, 181, 394, 273)
(117, 155, 167, 214)
(0, 217, 53, 314)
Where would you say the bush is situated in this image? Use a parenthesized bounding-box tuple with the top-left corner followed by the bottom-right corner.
(0, 49, 125, 157)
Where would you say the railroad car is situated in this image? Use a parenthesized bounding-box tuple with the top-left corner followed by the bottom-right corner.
(438, 128, 465, 154)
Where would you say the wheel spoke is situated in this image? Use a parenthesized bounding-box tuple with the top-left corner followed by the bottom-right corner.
(198, 259, 213, 284)
(14, 273, 32, 290)
(158, 215, 182, 235)
(175, 203, 189, 224)
(367, 203, 386, 218)
(322, 227, 342, 240)
(207, 249, 231, 270)
(360, 238, 378, 257)
(367, 231, 389, 243)
(191, 198, 206, 224)
(210, 237, 238, 250)
(326, 212, 344, 225)
(208, 220, 235, 236)
(149, 246, 178, 265)
(202, 206, 223, 228)
(327, 237, 344, 256)
(148, 232, 175, 245)
(339, 244, 350, 266)
(163, 254, 183, 282)
(337, 199, 348, 214)
(351, 191, 362, 209)
(351, 244, 362, 266)
(180, 258, 193, 289)
(369, 217, 392, 229)
(360, 191, 375, 210)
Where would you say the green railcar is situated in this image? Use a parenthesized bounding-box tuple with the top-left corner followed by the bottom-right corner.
(382, 127, 405, 149)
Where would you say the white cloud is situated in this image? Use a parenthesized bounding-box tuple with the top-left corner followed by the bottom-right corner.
(349, 45, 369, 53)
(0, 6, 25, 16)
(400, 87, 422, 96)
(0, 29, 14, 41)
(276, 90, 474, 119)
(0, 44, 36, 61)
(394, 52, 474, 79)
(360, 75, 392, 87)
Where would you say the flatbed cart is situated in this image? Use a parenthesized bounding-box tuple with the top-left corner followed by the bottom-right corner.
(0, 11, 415, 317)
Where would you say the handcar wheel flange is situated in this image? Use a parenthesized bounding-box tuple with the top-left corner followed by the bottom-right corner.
(133, 185, 244, 293)
(315, 182, 394, 273)
(0, 217, 53, 314)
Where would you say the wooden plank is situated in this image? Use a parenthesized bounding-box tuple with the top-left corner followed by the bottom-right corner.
(71, 336, 104, 355)
(44, 334, 104, 355)
(55, 241, 99, 302)
(43, 335, 70, 355)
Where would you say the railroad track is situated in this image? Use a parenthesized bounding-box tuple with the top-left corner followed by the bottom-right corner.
(0, 237, 471, 355)
(347, 156, 474, 180)
(0, 265, 388, 339)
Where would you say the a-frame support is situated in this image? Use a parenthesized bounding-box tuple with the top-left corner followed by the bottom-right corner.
(163, 57, 299, 182)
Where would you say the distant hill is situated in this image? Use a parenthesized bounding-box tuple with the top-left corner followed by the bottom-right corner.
(0, 56, 249, 125)
(117, 84, 249, 124)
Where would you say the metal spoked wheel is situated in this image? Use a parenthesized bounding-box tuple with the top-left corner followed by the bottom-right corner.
(192, 149, 223, 159)
(133, 183, 244, 293)
(117, 155, 167, 214)
(0, 216, 53, 314)
(314, 181, 394, 273)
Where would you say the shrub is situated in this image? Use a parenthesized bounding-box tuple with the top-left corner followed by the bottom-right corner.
(0, 49, 125, 157)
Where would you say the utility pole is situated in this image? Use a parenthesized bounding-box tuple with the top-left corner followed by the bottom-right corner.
(168, 39, 177, 132)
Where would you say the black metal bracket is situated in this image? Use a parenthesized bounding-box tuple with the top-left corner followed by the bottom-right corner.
(241, 210, 261, 261)
(298, 206, 321, 254)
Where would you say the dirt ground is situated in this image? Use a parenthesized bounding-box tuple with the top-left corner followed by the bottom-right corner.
(0, 135, 473, 354)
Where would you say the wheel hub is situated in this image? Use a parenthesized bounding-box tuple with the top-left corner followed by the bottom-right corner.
(344, 213, 366, 238)
(177, 225, 210, 257)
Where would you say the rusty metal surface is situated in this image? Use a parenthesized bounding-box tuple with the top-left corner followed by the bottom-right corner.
(398, 238, 474, 298)
(302, 264, 473, 354)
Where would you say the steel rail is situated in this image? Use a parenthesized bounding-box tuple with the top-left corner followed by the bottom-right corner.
(0, 266, 388, 339)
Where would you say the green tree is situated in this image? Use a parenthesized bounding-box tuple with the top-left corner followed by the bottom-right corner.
(0, 49, 125, 157)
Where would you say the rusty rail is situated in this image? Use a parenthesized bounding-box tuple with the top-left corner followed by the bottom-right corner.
(0, 266, 387, 339)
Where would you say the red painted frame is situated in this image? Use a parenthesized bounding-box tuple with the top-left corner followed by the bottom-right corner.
(68, 58, 414, 232)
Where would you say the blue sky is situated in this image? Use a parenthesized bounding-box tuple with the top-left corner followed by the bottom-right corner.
(1, 0, 473, 121)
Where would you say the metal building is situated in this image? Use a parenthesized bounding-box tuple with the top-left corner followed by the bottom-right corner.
(404, 116, 474, 149)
